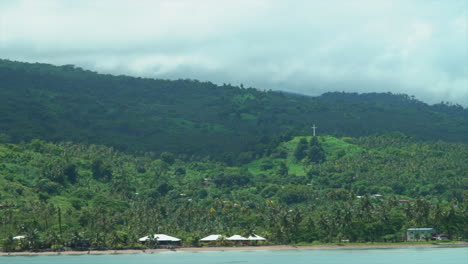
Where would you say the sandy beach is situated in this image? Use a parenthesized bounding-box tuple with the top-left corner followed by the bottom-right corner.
(1, 243, 466, 256)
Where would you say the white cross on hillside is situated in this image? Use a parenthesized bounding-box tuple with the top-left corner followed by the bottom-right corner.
(312, 124, 317, 136)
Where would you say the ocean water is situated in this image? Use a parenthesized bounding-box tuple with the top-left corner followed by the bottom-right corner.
(1, 247, 466, 264)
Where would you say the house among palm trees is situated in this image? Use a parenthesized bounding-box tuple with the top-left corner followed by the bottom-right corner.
(407, 228, 436, 241)
(227, 235, 248, 242)
(226, 234, 268, 244)
(138, 234, 181, 245)
(200, 234, 225, 242)
(200, 234, 267, 245)
(200, 234, 226, 245)
(247, 234, 267, 242)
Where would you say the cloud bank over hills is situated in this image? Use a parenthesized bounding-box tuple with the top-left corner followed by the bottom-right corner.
(1, 0, 467, 105)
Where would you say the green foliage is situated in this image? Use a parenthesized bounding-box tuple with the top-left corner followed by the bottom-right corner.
(0, 132, 11, 143)
(157, 183, 172, 196)
(63, 164, 78, 184)
(91, 160, 113, 182)
(279, 185, 311, 204)
(1, 60, 467, 159)
(0, 133, 465, 251)
(160, 152, 176, 165)
(2, 234, 15, 252)
(213, 170, 251, 188)
(307, 137, 325, 163)
(277, 162, 289, 177)
(0, 59, 467, 249)
(36, 179, 61, 195)
(294, 138, 308, 161)
(260, 160, 274, 170)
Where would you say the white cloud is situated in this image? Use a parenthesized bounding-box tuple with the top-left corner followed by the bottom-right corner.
(1, 0, 467, 106)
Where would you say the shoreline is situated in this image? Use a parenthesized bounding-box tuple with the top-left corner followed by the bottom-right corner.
(1, 243, 467, 256)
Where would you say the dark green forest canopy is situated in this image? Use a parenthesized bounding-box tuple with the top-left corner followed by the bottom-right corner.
(1, 59, 467, 157)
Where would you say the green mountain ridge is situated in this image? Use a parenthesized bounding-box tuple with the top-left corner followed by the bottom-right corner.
(1, 59, 468, 159)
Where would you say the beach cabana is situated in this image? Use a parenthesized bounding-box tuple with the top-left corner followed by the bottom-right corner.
(139, 234, 181, 245)
(247, 234, 267, 241)
(227, 235, 248, 241)
(200, 234, 225, 242)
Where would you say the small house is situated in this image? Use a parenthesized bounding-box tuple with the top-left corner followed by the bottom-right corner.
(200, 234, 225, 242)
(138, 234, 181, 245)
(227, 235, 248, 241)
(200, 234, 226, 245)
(247, 234, 267, 241)
(407, 228, 436, 241)
(247, 234, 267, 245)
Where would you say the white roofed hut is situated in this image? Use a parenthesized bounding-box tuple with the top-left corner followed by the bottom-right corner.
(227, 235, 249, 245)
(227, 235, 248, 241)
(200, 234, 227, 246)
(247, 234, 267, 245)
(247, 234, 267, 241)
(200, 234, 225, 242)
(139, 234, 181, 247)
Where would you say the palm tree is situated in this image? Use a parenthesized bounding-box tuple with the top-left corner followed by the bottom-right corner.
(2, 234, 15, 252)
(109, 231, 121, 252)
(413, 198, 430, 226)
(45, 230, 62, 251)
(146, 234, 158, 249)
(68, 231, 84, 249)
(91, 232, 106, 250)
(26, 228, 41, 251)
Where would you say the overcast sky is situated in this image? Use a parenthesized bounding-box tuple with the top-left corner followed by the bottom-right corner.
(1, 0, 467, 106)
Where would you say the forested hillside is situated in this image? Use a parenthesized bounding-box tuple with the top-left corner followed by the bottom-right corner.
(0, 134, 466, 250)
(1, 59, 467, 158)
(0, 59, 466, 250)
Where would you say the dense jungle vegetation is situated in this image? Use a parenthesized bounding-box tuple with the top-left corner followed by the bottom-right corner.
(0, 59, 466, 250)
(0, 134, 466, 250)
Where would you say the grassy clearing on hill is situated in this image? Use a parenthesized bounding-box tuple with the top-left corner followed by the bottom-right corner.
(247, 136, 364, 177)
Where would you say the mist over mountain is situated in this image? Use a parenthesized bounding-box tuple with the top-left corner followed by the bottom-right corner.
(2, 0, 466, 106)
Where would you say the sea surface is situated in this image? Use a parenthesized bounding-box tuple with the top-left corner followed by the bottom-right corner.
(1, 247, 466, 264)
